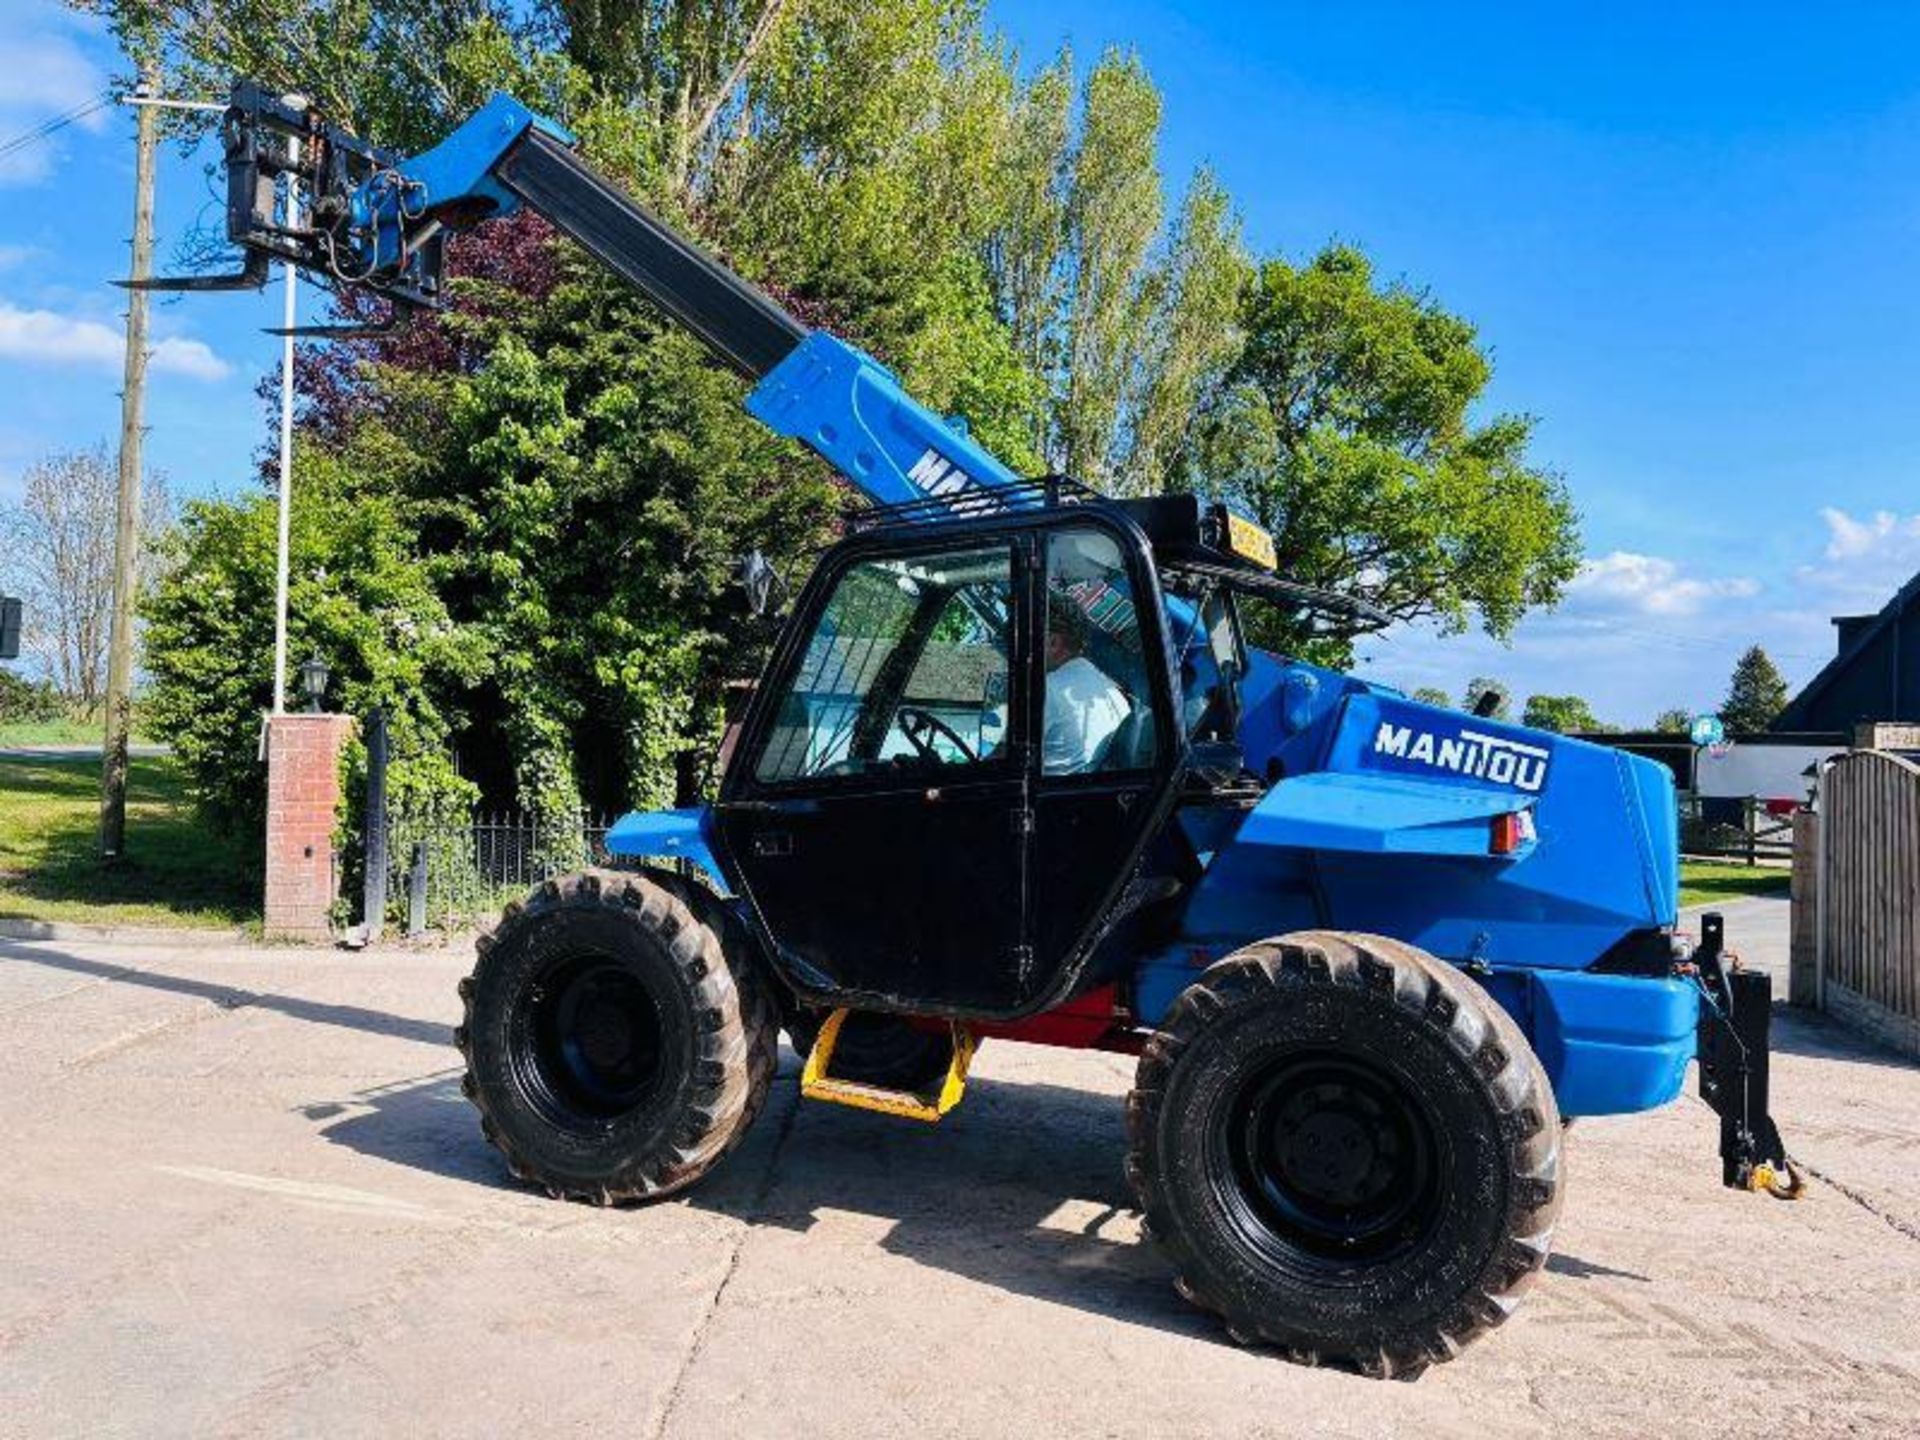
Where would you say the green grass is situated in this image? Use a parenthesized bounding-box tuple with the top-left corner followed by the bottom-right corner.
(0, 754, 258, 928)
(1678, 859, 1792, 908)
(0, 718, 123, 747)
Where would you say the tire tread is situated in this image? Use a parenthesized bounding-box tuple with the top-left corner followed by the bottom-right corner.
(1124, 929, 1564, 1378)
(456, 867, 776, 1205)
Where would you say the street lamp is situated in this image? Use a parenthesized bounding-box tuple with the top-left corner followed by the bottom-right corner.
(297, 653, 330, 713)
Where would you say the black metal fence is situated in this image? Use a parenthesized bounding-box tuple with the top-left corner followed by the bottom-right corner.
(383, 804, 620, 933)
(1678, 794, 1797, 864)
(354, 710, 629, 936)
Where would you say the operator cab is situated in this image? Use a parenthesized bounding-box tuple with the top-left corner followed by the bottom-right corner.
(715, 492, 1201, 1019)
(712, 481, 1331, 1022)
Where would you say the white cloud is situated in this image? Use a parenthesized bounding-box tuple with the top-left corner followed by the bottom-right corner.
(0, 15, 112, 188)
(1818, 506, 1920, 562)
(140, 335, 233, 381)
(1359, 547, 1790, 725)
(0, 302, 231, 381)
(0, 245, 38, 271)
(1791, 507, 1920, 616)
(1564, 550, 1760, 619)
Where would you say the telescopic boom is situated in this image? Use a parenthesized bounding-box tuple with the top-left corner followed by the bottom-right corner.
(128, 81, 1026, 512)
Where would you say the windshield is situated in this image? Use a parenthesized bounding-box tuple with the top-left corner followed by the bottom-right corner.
(1167, 584, 1245, 740)
(754, 545, 1014, 783)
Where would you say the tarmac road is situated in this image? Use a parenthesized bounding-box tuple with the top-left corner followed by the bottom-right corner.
(2, 905, 1916, 1439)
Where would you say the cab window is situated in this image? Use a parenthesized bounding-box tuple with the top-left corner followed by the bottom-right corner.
(754, 545, 1013, 784)
(1170, 585, 1244, 740)
(1042, 528, 1157, 775)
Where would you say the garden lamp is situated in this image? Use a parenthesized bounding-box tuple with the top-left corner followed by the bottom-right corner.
(297, 652, 330, 713)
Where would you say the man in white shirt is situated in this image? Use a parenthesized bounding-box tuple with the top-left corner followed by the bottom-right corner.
(1043, 598, 1131, 774)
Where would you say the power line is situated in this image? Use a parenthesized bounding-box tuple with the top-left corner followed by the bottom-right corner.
(1587, 623, 1830, 663)
(0, 93, 113, 162)
(0, 97, 105, 155)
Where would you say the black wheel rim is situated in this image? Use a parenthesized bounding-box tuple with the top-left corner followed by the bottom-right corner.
(1211, 1049, 1445, 1276)
(513, 953, 664, 1127)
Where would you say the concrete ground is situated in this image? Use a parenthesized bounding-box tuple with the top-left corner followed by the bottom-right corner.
(3, 897, 1917, 1439)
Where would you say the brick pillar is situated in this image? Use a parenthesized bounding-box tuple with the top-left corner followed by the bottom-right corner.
(264, 712, 356, 941)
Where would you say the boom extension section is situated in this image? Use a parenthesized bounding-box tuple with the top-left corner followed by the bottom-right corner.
(128, 80, 1025, 511)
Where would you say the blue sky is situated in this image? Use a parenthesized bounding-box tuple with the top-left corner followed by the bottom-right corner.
(5, 0, 1920, 724)
(0, 4, 278, 499)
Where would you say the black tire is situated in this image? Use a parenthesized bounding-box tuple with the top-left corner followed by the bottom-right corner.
(784, 1008, 955, 1092)
(1126, 930, 1563, 1378)
(456, 868, 777, 1204)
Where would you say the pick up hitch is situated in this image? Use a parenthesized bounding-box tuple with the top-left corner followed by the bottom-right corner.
(1691, 912, 1804, 1200)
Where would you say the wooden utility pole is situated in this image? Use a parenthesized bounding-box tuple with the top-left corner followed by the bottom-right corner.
(101, 71, 157, 862)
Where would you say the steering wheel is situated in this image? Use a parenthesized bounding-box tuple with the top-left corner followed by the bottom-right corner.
(895, 705, 977, 765)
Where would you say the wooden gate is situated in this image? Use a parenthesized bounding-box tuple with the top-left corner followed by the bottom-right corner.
(1814, 749, 1920, 1054)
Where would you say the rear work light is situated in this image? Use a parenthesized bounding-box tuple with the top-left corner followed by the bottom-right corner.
(1491, 808, 1537, 856)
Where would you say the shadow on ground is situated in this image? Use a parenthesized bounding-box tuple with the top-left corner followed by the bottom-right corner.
(3, 940, 1670, 1345)
(307, 1048, 1645, 1348)
(1769, 1003, 1920, 1071)
(2, 943, 449, 1048)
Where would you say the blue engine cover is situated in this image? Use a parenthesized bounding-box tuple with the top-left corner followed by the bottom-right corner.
(1136, 677, 1692, 1117)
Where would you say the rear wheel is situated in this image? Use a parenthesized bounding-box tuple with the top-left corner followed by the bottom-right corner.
(784, 1008, 955, 1092)
(457, 869, 777, 1203)
(1126, 930, 1562, 1377)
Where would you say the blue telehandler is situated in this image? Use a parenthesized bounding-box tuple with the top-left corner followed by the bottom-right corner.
(139, 82, 1800, 1376)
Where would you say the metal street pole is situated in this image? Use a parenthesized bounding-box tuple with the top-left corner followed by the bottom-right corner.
(270, 140, 300, 714)
(100, 71, 157, 862)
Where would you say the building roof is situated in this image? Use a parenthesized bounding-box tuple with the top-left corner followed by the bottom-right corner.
(1771, 567, 1920, 731)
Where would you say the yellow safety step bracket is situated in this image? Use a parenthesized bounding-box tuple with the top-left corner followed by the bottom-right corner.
(800, 1009, 976, 1123)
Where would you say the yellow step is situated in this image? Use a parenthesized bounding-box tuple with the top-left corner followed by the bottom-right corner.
(799, 1009, 975, 1122)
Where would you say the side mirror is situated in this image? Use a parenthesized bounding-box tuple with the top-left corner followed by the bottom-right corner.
(738, 550, 779, 618)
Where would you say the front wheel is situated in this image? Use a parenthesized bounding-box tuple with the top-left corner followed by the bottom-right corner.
(456, 869, 777, 1204)
(1126, 931, 1563, 1378)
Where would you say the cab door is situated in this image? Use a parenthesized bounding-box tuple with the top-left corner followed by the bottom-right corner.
(1027, 520, 1181, 981)
(715, 533, 1037, 1013)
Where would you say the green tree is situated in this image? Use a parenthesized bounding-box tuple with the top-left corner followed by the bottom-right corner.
(1410, 686, 1452, 708)
(83, 0, 544, 153)
(985, 47, 1071, 459)
(1721, 645, 1790, 733)
(142, 449, 488, 844)
(979, 47, 1249, 492)
(1651, 706, 1692, 734)
(0, 671, 67, 724)
(1118, 168, 1250, 495)
(1055, 50, 1162, 485)
(1522, 693, 1604, 734)
(1463, 676, 1510, 720)
(1187, 245, 1580, 664)
(112, 0, 1033, 827)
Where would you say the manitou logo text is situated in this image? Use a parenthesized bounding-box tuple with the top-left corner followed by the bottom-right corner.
(907, 449, 981, 499)
(1371, 722, 1550, 793)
